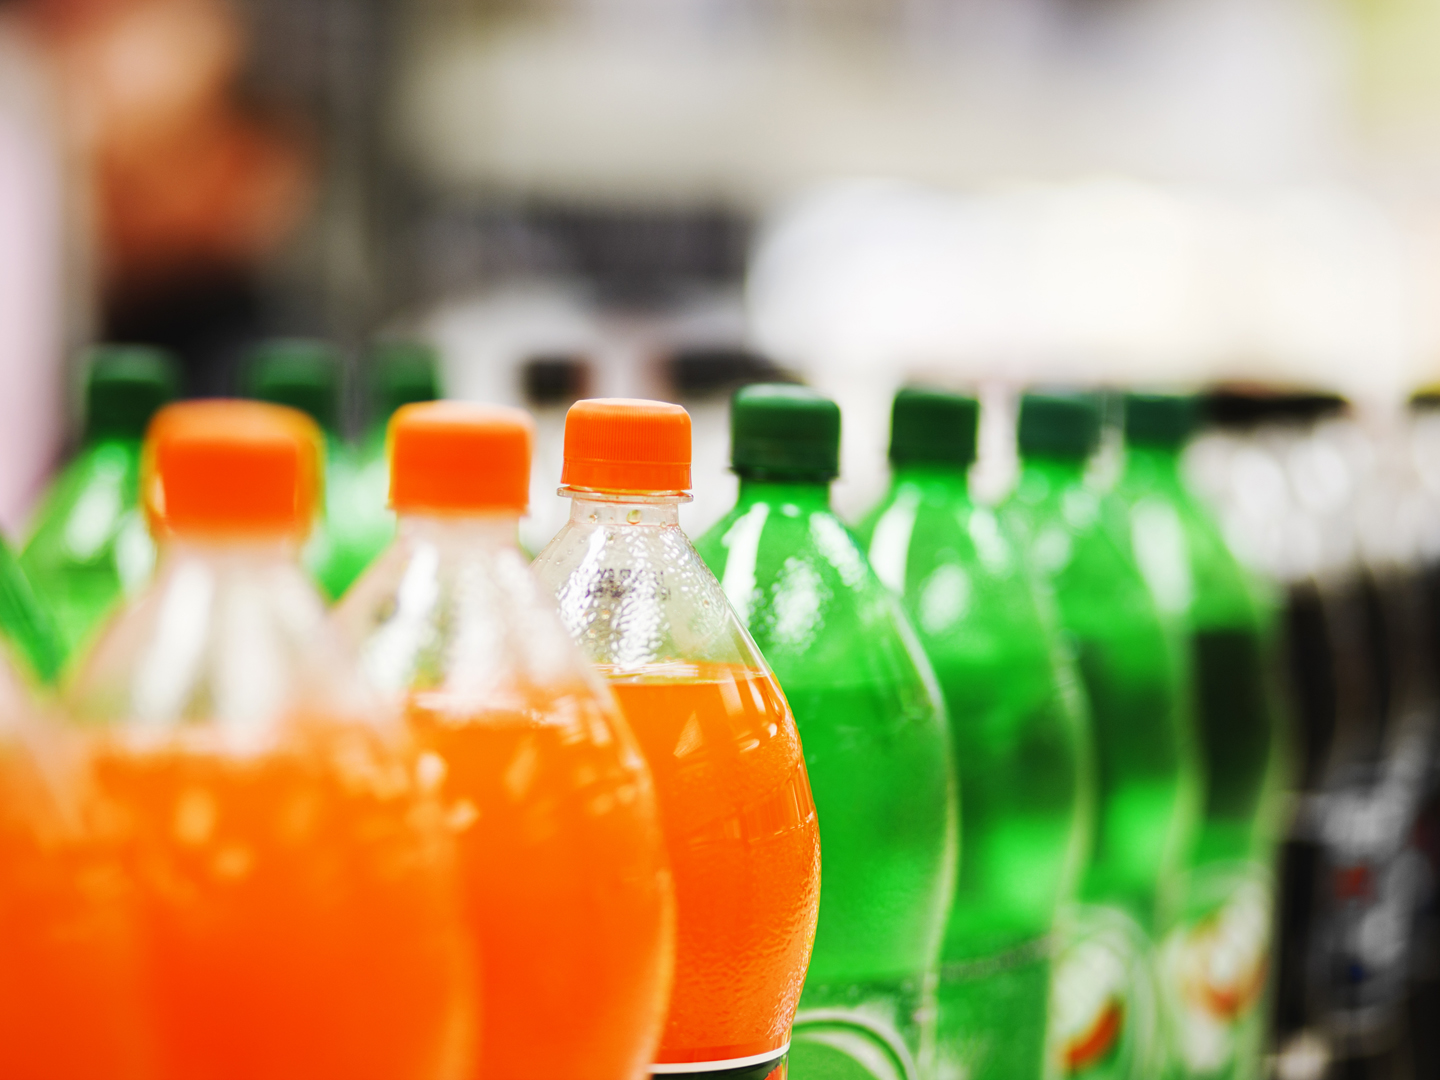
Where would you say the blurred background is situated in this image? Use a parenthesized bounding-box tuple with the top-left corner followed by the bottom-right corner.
(10, 0, 1440, 534)
(9, 1, 1440, 1076)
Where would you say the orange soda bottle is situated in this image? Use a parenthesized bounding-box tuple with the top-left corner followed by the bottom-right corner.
(531, 399, 822, 1079)
(0, 647, 157, 1080)
(333, 401, 676, 1080)
(64, 400, 475, 1080)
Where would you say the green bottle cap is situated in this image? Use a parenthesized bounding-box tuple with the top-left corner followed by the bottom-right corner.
(1123, 392, 1198, 448)
(371, 340, 441, 419)
(731, 383, 840, 481)
(246, 339, 342, 432)
(1017, 391, 1102, 459)
(889, 387, 978, 467)
(84, 344, 180, 441)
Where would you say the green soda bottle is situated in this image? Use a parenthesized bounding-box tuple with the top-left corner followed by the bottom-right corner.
(20, 344, 177, 671)
(337, 340, 443, 589)
(1005, 391, 1198, 1080)
(855, 388, 1090, 1080)
(1110, 394, 1280, 1080)
(695, 384, 958, 1080)
(0, 540, 63, 686)
(246, 339, 360, 600)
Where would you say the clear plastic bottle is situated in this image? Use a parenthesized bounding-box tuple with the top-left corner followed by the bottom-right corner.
(696, 384, 956, 1080)
(532, 398, 821, 1080)
(333, 401, 674, 1080)
(64, 400, 475, 1080)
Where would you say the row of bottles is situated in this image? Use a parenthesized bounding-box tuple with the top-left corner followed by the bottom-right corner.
(8, 339, 441, 684)
(1193, 390, 1440, 1079)
(0, 355, 1287, 1080)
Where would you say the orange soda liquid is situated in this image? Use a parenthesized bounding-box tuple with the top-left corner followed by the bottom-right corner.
(602, 663, 820, 1069)
(407, 687, 675, 1080)
(0, 744, 157, 1080)
(90, 725, 475, 1080)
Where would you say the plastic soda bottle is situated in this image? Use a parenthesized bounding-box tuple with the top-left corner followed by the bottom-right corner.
(856, 388, 1089, 1080)
(247, 338, 368, 600)
(1110, 393, 1280, 1080)
(0, 639, 157, 1079)
(1005, 391, 1197, 1080)
(531, 398, 821, 1080)
(335, 341, 444, 587)
(334, 401, 675, 1080)
(0, 538, 63, 686)
(21, 344, 177, 669)
(693, 384, 956, 1080)
(64, 400, 475, 1080)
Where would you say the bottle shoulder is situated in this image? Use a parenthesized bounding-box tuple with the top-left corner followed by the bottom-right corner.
(864, 487, 1063, 676)
(701, 498, 940, 695)
(66, 550, 376, 751)
(334, 531, 603, 707)
(1109, 478, 1262, 629)
(532, 517, 769, 674)
(23, 443, 143, 561)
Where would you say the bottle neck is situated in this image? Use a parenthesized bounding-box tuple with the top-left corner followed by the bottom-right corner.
(397, 512, 523, 548)
(1122, 444, 1184, 488)
(735, 475, 832, 509)
(160, 533, 304, 564)
(1019, 453, 1087, 484)
(566, 491, 683, 527)
(889, 461, 973, 498)
(1014, 453, 1089, 508)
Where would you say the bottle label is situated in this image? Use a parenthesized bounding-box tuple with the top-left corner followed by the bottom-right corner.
(651, 1042, 790, 1074)
(1158, 867, 1272, 1078)
(1048, 904, 1163, 1078)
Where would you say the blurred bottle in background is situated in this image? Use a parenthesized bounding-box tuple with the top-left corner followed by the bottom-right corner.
(1184, 390, 1346, 1076)
(532, 399, 820, 1080)
(65, 399, 474, 1079)
(856, 388, 1089, 1080)
(696, 384, 957, 1080)
(518, 353, 592, 555)
(0, 536, 62, 686)
(1006, 390, 1196, 1080)
(334, 401, 675, 1080)
(337, 339, 442, 587)
(1108, 393, 1283, 1080)
(1185, 388, 1440, 1079)
(245, 338, 359, 601)
(21, 344, 177, 674)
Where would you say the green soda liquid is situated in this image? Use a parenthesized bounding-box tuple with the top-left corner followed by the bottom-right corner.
(1007, 452, 1197, 1080)
(698, 478, 957, 1080)
(1112, 439, 1281, 1080)
(857, 463, 1088, 1080)
(21, 438, 148, 674)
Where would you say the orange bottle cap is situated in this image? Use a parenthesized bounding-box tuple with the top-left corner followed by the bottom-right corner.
(561, 398, 691, 494)
(145, 400, 322, 538)
(389, 401, 533, 514)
